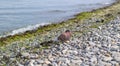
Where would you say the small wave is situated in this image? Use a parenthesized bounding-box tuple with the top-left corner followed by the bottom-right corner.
(47, 10, 66, 13)
(51, 10, 66, 12)
(1, 23, 50, 38)
(104, 2, 110, 4)
(76, 2, 111, 7)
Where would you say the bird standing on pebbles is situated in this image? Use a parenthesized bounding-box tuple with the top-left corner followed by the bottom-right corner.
(57, 30, 72, 43)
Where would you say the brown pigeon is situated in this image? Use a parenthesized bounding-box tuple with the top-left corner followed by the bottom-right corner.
(57, 30, 72, 43)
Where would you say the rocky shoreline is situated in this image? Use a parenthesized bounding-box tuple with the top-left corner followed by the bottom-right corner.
(0, 0, 120, 66)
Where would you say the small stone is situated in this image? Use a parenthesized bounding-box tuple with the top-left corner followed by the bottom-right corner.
(103, 56, 113, 61)
(72, 51, 78, 55)
(96, 20, 101, 23)
(65, 59, 70, 64)
(68, 50, 78, 55)
(111, 61, 119, 66)
(80, 63, 89, 66)
(118, 12, 120, 14)
(69, 63, 80, 66)
(52, 62, 57, 66)
(27, 60, 35, 66)
(44, 60, 51, 64)
(57, 61, 61, 66)
(30, 54, 39, 59)
(111, 40, 116, 44)
(87, 41, 96, 46)
(21, 52, 30, 58)
(104, 53, 111, 57)
(48, 57, 54, 62)
(105, 63, 112, 66)
(112, 52, 120, 62)
(90, 57, 97, 64)
(34, 65, 42, 66)
(20, 47, 26, 51)
(87, 37, 93, 41)
(71, 59, 82, 64)
(62, 49, 67, 54)
(0, 56, 3, 59)
(110, 45, 119, 51)
(96, 44, 101, 48)
(61, 63, 67, 66)
(17, 63, 24, 66)
(36, 59, 44, 64)
(72, 56, 81, 60)
(58, 58, 70, 63)
(42, 64, 48, 66)
(99, 60, 112, 66)
(98, 26, 102, 30)
(3, 55, 10, 60)
(114, 63, 120, 66)
(10, 58, 16, 61)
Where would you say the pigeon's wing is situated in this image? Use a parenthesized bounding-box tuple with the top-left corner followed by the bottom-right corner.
(58, 33, 66, 42)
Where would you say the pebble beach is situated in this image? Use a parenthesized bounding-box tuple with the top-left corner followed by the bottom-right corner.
(0, 0, 120, 66)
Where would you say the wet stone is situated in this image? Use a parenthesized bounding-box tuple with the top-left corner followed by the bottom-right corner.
(36, 59, 44, 64)
(51, 62, 57, 66)
(30, 54, 39, 59)
(42, 64, 48, 66)
(90, 57, 97, 64)
(103, 56, 113, 61)
(112, 52, 120, 62)
(110, 45, 119, 51)
(21, 52, 30, 58)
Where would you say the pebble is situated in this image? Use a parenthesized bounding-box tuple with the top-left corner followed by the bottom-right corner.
(71, 59, 82, 64)
(21, 52, 30, 58)
(42, 64, 48, 66)
(34, 65, 42, 66)
(112, 52, 120, 62)
(36, 59, 44, 64)
(44, 60, 51, 64)
(110, 45, 119, 51)
(30, 54, 39, 59)
(103, 56, 113, 61)
(90, 57, 97, 64)
(51, 62, 58, 66)
(99, 60, 112, 66)
(27, 60, 35, 66)
(62, 49, 67, 54)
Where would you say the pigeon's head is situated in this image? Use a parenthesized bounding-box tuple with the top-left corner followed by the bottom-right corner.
(65, 30, 71, 35)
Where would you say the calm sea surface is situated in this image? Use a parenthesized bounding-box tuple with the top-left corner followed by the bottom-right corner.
(0, 0, 114, 36)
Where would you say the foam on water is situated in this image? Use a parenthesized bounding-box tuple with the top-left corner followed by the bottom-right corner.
(1, 23, 50, 38)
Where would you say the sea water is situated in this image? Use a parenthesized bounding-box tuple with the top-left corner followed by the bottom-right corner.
(0, 0, 115, 36)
